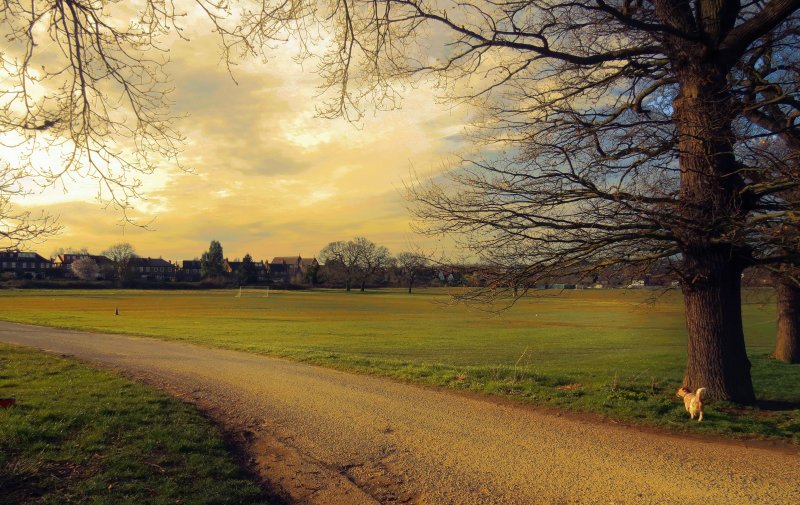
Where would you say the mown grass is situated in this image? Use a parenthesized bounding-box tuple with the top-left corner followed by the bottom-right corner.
(0, 343, 272, 504)
(0, 288, 798, 442)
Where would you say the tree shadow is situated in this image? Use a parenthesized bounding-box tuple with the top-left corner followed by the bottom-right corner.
(756, 399, 800, 411)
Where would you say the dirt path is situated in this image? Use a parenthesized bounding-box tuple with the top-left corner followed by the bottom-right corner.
(1, 321, 798, 504)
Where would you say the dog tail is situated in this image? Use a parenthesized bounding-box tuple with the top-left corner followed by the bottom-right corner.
(695, 387, 706, 401)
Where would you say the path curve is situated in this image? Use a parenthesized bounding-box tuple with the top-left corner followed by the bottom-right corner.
(1, 321, 798, 504)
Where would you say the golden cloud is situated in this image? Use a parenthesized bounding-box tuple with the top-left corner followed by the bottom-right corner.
(16, 24, 468, 260)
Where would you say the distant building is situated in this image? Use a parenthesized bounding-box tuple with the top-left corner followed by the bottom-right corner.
(53, 253, 113, 278)
(180, 260, 203, 281)
(269, 256, 319, 285)
(0, 251, 53, 279)
(223, 258, 269, 283)
(130, 257, 176, 281)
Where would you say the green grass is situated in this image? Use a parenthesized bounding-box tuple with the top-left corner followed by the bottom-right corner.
(0, 288, 798, 442)
(0, 343, 272, 504)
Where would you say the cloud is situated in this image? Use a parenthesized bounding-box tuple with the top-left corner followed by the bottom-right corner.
(15, 11, 471, 260)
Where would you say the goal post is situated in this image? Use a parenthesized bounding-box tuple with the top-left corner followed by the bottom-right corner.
(234, 286, 270, 297)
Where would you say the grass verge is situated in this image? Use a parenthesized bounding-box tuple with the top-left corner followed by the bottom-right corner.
(0, 343, 272, 504)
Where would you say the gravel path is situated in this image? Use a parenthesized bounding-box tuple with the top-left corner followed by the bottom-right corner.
(1, 321, 798, 504)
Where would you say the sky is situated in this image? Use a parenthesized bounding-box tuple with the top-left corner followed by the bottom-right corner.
(13, 10, 471, 262)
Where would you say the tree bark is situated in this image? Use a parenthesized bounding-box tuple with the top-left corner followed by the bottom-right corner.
(671, 60, 755, 403)
(681, 252, 754, 402)
(773, 279, 800, 363)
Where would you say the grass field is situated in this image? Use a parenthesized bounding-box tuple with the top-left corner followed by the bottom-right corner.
(0, 288, 798, 442)
(0, 343, 272, 504)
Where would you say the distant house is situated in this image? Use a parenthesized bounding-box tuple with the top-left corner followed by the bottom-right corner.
(53, 254, 113, 279)
(180, 260, 203, 281)
(223, 258, 268, 283)
(130, 257, 176, 281)
(269, 256, 319, 285)
(0, 251, 53, 279)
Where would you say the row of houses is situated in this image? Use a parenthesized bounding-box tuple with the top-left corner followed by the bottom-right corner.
(0, 251, 319, 284)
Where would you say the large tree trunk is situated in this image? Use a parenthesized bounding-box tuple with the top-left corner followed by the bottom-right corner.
(681, 252, 754, 402)
(672, 62, 755, 403)
(773, 279, 800, 363)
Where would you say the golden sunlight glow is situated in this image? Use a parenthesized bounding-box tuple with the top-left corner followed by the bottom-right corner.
(14, 16, 468, 261)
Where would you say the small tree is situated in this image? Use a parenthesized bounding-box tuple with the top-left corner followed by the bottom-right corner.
(71, 257, 99, 281)
(304, 262, 320, 286)
(239, 254, 257, 285)
(396, 252, 428, 294)
(201, 241, 224, 279)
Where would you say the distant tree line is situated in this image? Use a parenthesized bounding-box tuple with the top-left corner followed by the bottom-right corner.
(18, 238, 779, 291)
(319, 237, 426, 292)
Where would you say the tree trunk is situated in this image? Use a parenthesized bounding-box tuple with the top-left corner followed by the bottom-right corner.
(346, 278, 351, 291)
(671, 61, 755, 403)
(681, 252, 754, 403)
(360, 280, 366, 292)
(773, 279, 800, 363)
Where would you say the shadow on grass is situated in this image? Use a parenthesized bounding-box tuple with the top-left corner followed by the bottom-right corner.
(756, 399, 800, 411)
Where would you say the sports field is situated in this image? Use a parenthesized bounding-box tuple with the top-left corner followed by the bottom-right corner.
(1, 288, 798, 440)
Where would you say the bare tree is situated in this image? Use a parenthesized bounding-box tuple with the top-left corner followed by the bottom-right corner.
(320, 240, 362, 291)
(102, 243, 138, 284)
(353, 237, 391, 291)
(0, 167, 60, 249)
(772, 267, 800, 363)
(734, 139, 800, 363)
(395, 251, 428, 294)
(735, 31, 800, 363)
(70, 256, 99, 280)
(273, 0, 800, 402)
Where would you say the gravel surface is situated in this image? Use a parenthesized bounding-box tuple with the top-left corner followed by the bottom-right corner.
(1, 321, 798, 504)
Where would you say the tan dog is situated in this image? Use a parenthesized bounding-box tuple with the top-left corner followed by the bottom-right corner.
(676, 387, 705, 422)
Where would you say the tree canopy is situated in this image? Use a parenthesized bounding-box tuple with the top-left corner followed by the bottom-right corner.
(201, 240, 224, 279)
(287, 0, 800, 402)
(70, 256, 99, 280)
(239, 254, 257, 284)
(102, 243, 138, 283)
(320, 237, 392, 291)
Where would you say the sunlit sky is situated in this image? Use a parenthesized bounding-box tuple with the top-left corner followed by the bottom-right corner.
(16, 15, 470, 262)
